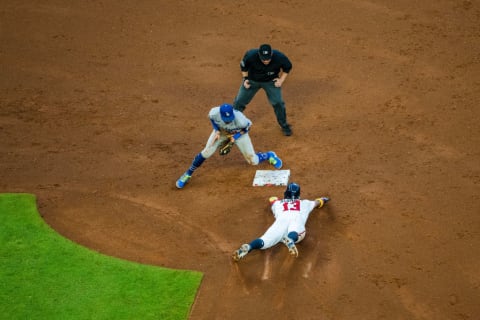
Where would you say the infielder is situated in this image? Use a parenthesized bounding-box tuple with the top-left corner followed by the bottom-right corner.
(233, 182, 330, 261)
(233, 43, 293, 136)
(176, 103, 283, 189)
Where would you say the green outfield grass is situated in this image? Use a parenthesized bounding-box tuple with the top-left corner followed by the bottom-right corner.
(0, 193, 203, 320)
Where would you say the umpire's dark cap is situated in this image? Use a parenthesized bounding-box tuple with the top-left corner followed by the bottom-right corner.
(258, 44, 272, 60)
(220, 103, 235, 122)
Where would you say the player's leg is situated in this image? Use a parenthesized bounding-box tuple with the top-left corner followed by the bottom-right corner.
(201, 130, 227, 158)
(260, 220, 288, 249)
(232, 80, 260, 112)
(236, 134, 283, 169)
(281, 220, 306, 257)
(281, 232, 299, 257)
(232, 238, 264, 261)
(233, 220, 290, 261)
(235, 134, 259, 165)
(176, 131, 227, 189)
(263, 83, 291, 136)
(287, 217, 307, 243)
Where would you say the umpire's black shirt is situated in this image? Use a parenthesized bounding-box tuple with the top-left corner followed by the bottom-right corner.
(240, 49, 293, 82)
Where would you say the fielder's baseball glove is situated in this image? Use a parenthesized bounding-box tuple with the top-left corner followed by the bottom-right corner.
(219, 139, 234, 156)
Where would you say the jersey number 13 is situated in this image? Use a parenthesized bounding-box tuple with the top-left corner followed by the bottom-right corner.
(282, 200, 300, 212)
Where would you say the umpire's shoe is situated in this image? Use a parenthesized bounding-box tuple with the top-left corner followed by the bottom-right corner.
(282, 124, 292, 136)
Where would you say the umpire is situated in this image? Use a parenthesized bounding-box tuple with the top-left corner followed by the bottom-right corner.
(233, 44, 293, 136)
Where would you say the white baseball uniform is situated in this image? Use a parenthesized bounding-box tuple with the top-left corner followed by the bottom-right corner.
(259, 198, 317, 249)
(201, 107, 260, 165)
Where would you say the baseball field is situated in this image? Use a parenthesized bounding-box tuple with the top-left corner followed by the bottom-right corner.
(1, 1, 479, 319)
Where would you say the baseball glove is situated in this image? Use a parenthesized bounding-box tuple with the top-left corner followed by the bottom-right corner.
(219, 139, 234, 156)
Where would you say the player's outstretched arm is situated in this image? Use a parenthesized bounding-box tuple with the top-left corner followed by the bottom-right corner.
(269, 196, 278, 205)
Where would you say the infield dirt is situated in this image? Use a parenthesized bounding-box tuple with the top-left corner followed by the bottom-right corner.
(1, 1, 479, 319)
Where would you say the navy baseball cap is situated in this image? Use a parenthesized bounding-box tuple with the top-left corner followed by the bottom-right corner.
(258, 44, 272, 60)
(220, 103, 235, 122)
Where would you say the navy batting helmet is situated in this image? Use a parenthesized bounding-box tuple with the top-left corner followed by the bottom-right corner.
(284, 182, 301, 200)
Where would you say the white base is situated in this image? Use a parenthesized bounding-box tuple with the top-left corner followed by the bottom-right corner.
(252, 170, 290, 186)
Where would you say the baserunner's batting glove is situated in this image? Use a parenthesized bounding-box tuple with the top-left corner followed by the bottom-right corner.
(315, 197, 330, 208)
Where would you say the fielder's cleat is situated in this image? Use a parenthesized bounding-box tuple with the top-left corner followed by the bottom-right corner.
(232, 244, 250, 261)
(282, 237, 298, 257)
(267, 151, 283, 169)
(282, 125, 292, 136)
(176, 172, 191, 189)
